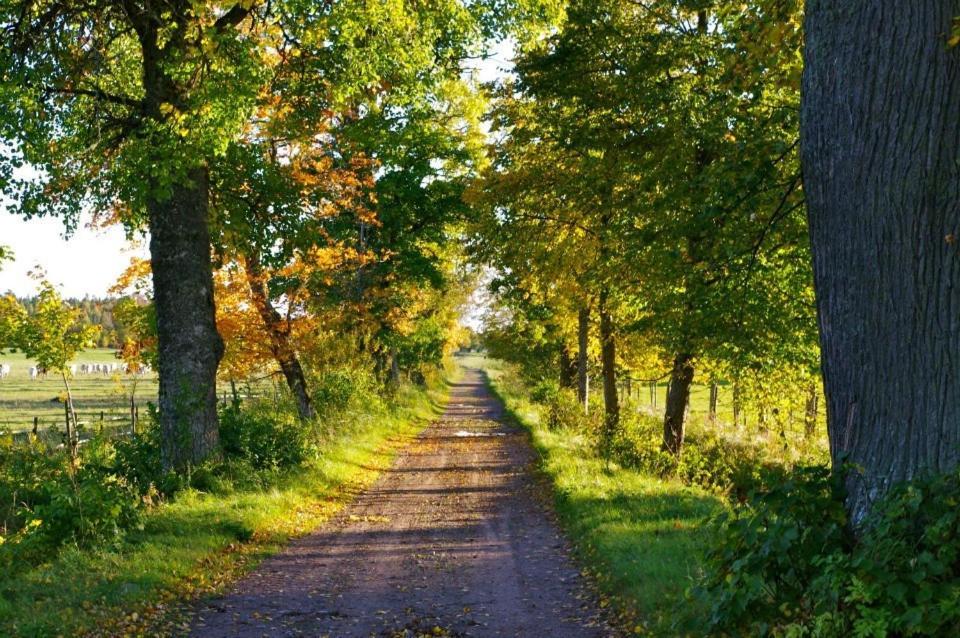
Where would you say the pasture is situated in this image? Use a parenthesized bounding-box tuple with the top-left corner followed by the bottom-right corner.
(0, 348, 156, 433)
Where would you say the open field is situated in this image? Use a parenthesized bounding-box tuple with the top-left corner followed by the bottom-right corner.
(0, 348, 157, 433)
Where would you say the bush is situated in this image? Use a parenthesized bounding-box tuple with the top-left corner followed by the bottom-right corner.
(0, 458, 142, 570)
(600, 413, 770, 498)
(698, 466, 960, 637)
(697, 465, 850, 635)
(218, 403, 309, 471)
(313, 369, 375, 414)
(0, 441, 66, 535)
(844, 472, 960, 636)
(530, 380, 560, 405)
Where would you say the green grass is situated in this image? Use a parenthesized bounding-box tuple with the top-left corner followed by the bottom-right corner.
(0, 349, 275, 434)
(0, 348, 158, 432)
(462, 354, 725, 636)
(0, 378, 450, 637)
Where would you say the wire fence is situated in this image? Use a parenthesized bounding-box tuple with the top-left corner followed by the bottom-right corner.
(0, 388, 274, 450)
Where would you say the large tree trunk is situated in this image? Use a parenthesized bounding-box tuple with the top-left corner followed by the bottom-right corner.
(149, 168, 225, 471)
(599, 293, 620, 449)
(662, 353, 694, 456)
(802, 2, 960, 523)
(577, 306, 590, 413)
(243, 256, 315, 422)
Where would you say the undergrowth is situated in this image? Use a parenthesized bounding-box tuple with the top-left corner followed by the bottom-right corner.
(0, 367, 450, 637)
(477, 355, 960, 638)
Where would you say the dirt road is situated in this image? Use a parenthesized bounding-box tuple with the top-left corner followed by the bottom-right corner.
(191, 369, 614, 637)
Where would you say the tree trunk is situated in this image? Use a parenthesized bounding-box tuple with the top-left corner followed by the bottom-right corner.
(802, 2, 960, 523)
(149, 168, 225, 471)
(61, 372, 78, 464)
(559, 345, 577, 389)
(389, 347, 401, 386)
(708, 382, 718, 423)
(577, 306, 590, 414)
(599, 293, 620, 450)
(662, 354, 694, 456)
(804, 383, 819, 440)
(244, 256, 315, 421)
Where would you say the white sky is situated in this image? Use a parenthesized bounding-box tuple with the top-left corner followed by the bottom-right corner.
(0, 40, 515, 301)
(0, 213, 148, 298)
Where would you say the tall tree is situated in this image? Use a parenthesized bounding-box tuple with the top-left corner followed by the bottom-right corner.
(0, 2, 269, 469)
(802, 2, 960, 522)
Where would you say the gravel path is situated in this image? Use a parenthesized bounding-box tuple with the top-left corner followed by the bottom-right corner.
(191, 369, 615, 637)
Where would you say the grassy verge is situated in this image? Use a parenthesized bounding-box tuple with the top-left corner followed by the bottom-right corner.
(462, 354, 724, 636)
(0, 379, 449, 637)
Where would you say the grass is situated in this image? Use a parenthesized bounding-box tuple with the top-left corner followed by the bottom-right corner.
(0, 376, 451, 637)
(0, 348, 158, 432)
(0, 348, 273, 433)
(461, 354, 725, 636)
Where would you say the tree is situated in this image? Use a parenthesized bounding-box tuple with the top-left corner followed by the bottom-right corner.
(0, 2, 277, 469)
(8, 280, 99, 460)
(801, 2, 960, 523)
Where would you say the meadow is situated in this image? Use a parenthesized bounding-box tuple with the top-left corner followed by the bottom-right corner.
(0, 348, 156, 433)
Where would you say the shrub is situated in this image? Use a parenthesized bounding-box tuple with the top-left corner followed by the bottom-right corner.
(0, 442, 66, 535)
(313, 368, 376, 414)
(844, 472, 960, 636)
(530, 380, 560, 405)
(0, 460, 141, 570)
(697, 465, 851, 635)
(218, 403, 309, 471)
(698, 466, 960, 637)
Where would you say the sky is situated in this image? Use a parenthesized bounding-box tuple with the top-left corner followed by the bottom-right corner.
(0, 39, 515, 301)
(0, 213, 148, 298)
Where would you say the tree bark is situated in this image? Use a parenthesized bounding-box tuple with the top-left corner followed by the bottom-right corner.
(149, 167, 225, 471)
(577, 306, 590, 414)
(599, 292, 620, 449)
(62, 372, 78, 464)
(802, 2, 960, 523)
(708, 382, 718, 423)
(134, 11, 224, 471)
(559, 345, 577, 389)
(662, 354, 694, 456)
(243, 256, 315, 421)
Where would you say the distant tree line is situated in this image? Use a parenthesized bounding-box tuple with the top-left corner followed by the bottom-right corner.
(11, 296, 138, 350)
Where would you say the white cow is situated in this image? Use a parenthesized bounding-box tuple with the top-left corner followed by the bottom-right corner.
(0, 363, 10, 379)
(28, 366, 38, 380)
